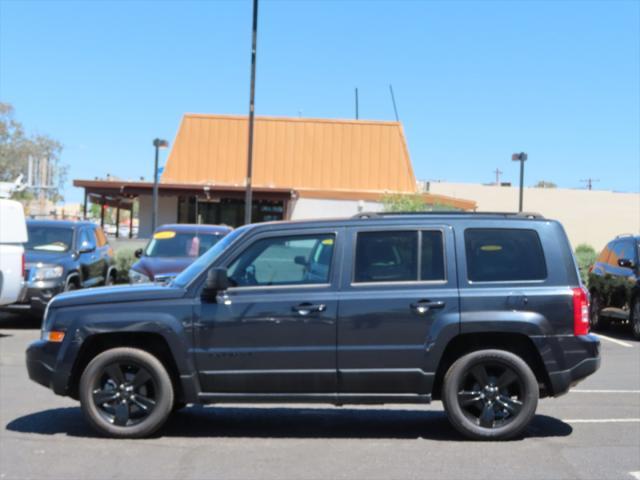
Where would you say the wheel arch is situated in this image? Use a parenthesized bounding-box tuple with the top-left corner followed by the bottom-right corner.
(431, 332, 551, 400)
(67, 332, 186, 402)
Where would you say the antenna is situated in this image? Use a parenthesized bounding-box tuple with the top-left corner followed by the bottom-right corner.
(580, 178, 600, 190)
(494, 168, 503, 185)
(355, 87, 359, 120)
(389, 84, 400, 122)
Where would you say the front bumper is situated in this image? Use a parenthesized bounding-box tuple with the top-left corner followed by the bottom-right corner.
(26, 340, 64, 394)
(2, 282, 64, 314)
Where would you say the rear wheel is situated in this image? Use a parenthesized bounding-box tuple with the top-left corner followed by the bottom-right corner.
(79, 347, 174, 438)
(589, 294, 608, 331)
(442, 349, 539, 440)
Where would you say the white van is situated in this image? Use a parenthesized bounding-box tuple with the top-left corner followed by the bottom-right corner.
(0, 199, 28, 306)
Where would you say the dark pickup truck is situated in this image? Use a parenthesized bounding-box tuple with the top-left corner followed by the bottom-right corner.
(26, 212, 600, 440)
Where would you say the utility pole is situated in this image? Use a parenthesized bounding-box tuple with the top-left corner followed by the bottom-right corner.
(152, 138, 169, 233)
(580, 178, 600, 190)
(355, 88, 359, 120)
(511, 152, 528, 212)
(493, 168, 503, 185)
(244, 0, 259, 225)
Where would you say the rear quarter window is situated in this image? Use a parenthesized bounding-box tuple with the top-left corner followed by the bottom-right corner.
(465, 228, 547, 282)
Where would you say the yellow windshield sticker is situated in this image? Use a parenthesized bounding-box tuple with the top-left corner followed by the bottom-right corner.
(154, 231, 176, 240)
(481, 245, 502, 251)
(322, 238, 334, 246)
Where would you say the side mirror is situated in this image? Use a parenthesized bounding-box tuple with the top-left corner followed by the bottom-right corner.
(618, 258, 636, 269)
(294, 255, 308, 266)
(78, 242, 95, 254)
(202, 267, 229, 301)
(134, 248, 144, 258)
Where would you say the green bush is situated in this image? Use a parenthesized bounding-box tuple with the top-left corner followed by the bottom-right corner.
(114, 247, 137, 284)
(381, 193, 461, 213)
(574, 243, 597, 285)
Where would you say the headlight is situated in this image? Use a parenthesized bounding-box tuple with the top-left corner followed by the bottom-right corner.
(32, 265, 64, 281)
(129, 268, 151, 284)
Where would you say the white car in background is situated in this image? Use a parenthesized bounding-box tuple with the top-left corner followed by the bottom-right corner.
(0, 199, 27, 306)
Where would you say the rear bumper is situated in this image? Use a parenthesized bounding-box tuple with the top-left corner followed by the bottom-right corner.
(536, 334, 601, 396)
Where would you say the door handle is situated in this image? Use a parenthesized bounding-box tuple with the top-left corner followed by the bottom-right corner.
(292, 303, 326, 316)
(410, 299, 445, 314)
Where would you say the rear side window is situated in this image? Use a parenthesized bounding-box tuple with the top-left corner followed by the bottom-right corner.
(353, 230, 445, 283)
(465, 229, 547, 282)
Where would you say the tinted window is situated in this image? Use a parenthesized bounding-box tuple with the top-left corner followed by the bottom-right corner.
(465, 229, 547, 282)
(227, 234, 335, 287)
(354, 231, 418, 283)
(421, 231, 445, 281)
(83, 228, 97, 249)
(618, 240, 636, 262)
(596, 243, 612, 264)
(145, 232, 223, 258)
(25, 226, 74, 252)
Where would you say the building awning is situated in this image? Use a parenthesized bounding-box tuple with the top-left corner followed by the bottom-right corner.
(73, 179, 294, 200)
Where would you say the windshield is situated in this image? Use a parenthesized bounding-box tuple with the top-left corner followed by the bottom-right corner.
(171, 227, 248, 288)
(144, 231, 224, 258)
(26, 226, 74, 252)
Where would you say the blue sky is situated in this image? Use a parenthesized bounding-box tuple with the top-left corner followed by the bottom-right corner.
(1, 0, 639, 203)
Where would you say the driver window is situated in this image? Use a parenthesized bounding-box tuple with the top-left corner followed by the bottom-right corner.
(227, 234, 335, 287)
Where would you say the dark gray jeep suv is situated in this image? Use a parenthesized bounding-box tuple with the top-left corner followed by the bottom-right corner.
(26, 212, 600, 440)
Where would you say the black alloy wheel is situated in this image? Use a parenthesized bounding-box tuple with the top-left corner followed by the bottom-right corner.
(589, 294, 605, 330)
(631, 300, 640, 340)
(80, 347, 173, 438)
(456, 362, 524, 429)
(442, 349, 538, 440)
(91, 362, 157, 427)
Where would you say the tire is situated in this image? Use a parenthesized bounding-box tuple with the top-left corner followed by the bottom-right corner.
(79, 347, 174, 438)
(104, 271, 115, 286)
(442, 349, 539, 441)
(589, 294, 608, 331)
(64, 278, 79, 292)
(630, 299, 640, 340)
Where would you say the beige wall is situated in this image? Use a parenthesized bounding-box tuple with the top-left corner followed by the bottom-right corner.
(138, 195, 178, 238)
(428, 182, 640, 251)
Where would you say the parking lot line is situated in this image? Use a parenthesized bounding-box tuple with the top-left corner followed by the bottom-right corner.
(595, 334, 634, 348)
(629, 472, 640, 480)
(572, 389, 640, 394)
(562, 418, 640, 424)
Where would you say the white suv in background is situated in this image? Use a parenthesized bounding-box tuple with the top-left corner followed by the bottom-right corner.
(0, 199, 27, 306)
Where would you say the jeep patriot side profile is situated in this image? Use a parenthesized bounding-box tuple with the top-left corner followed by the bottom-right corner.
(26, 212, 600, 440)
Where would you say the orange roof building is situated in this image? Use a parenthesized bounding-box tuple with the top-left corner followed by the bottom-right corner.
(74, 114, 475, 237)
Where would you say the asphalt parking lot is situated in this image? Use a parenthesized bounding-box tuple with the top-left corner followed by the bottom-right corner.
(0, 312, 638, 480)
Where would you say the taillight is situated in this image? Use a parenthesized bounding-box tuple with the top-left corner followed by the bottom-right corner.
(572, 287, 590, 336)
(21, 252, 25, 280)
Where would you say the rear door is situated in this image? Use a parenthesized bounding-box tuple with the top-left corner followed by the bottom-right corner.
(337, 225, 459, 397)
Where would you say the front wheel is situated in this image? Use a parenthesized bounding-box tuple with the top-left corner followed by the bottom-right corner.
(589, 294, 608, 331)
(442, 349, 539, 440)
(79, 347, 174, 438)
(630, 299, 640, 340)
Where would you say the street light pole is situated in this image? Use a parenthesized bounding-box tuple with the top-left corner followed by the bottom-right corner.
(511, 152, 528, 212)
(244, 0, 259, 225)
(152, 138, 169, 233)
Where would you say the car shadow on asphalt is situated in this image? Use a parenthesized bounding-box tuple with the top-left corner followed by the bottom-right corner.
(5, 406, 572, 441)
(0, 312, 42, 330)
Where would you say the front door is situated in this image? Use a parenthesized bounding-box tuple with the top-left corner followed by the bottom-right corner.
(337, 226, 459, 396)
(195, 228, 342, 395)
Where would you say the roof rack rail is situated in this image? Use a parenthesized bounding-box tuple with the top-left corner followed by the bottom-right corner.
(352, 211, 545, 219)
(615, 233, 635, 239)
